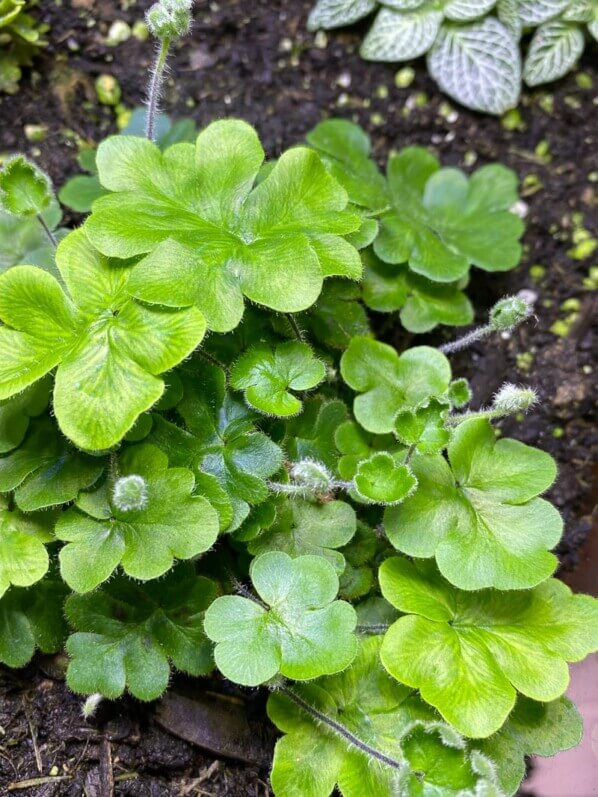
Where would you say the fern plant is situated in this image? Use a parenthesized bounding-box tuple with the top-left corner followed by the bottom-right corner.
(0, 0, 48, 94)
(1, 2, 597, 793)
(307, 0, 598, 114)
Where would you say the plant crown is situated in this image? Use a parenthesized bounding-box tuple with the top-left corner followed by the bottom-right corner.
(0, 11, 596, 796)
(307, 0, 598, 114)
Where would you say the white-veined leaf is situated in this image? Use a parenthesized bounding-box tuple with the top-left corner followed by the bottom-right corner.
(380, 0, 427, 9)
(515, 0, 569, 25)
(589, 19, 598, 41)
(427, 19, 521, 115)
(497, 0, 523, 39)
(523, 22, 584, 86)
(361, 6, 442, 61)
(308, 0, 377, 30)
(563, 0, 592, 22)
(444, 0, 497, 22)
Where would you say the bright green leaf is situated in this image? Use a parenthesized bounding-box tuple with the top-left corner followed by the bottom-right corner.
(231, 342, 325, 417)
(340, 336, 451, 434)
(268, 637, 502, 797)
(0, 155, 52, 216)
(384, 418, 562, 590)
(0, 228, 206, 450)
(85, 120, 361, 333)
(335, 419, 404, 480)
(375, 148, 523, 281)
(393, 398, 450, 454)
(204, 551, 357, 686)
(306, 118, 389, 211)
(57, 443, 219, 592)
(354, 452, 417, 505)
(248, 499, 356, 572)
(379, 557, 598, 737)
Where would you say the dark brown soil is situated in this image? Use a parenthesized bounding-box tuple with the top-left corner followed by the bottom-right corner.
(0, 1, 596, 794)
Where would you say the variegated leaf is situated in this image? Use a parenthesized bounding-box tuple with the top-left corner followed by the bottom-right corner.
(427, 19, 521, 115)
(381, 0, 427, 9)
(361, 6, 442, 61)
(523, 21, 584, 86)
(308, 0, 377, 30)
(497, 0, 523, 39)
(562, 0, 592, 23)
(515, 0, 569, 25)
(444, 0, 497, 22)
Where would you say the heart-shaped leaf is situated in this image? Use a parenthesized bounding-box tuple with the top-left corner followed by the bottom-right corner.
(231, 342, 325, 417)
(0, 228, 206, 450)
(248, 499, 356, 572)
(204, 551, 357, 686)
(354, 452, 417, 505)
(384, 418, 562, 590)
(57, 444, 219, 592)
(340, 336, 451, 434)
(379, 557, 598, 737)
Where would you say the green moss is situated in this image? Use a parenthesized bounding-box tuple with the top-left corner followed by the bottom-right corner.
(529, 264, 546, 282)
(394, 67, 414, 88)
(568, 239, 597, 261)
(501, 109, 525, 131)
(575, 72, 593, 90)
(516, 352, 534, 373)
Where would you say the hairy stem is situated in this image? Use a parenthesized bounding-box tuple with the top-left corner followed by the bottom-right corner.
(439, 325, 492, 355)
(267, 479, 354, 495)
(286, 313, 305, 343)
(145, 38, 171, 142)
(274, 684, 403, 772)
(196, 347, 227, 371)
(37, 214, 57, 248)
(356, 624, 390, 635)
